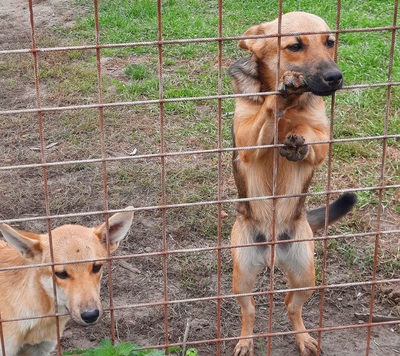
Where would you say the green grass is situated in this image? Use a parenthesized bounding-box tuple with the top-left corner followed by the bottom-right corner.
(173, 252, 215, 297)
(65, 0, 400, 252)
(6, 0, 394, 265)
(71, 0, 399, 143)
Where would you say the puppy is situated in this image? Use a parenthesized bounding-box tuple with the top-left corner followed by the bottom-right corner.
(228, 12, 356, 356)
(0, 208, 134, 356)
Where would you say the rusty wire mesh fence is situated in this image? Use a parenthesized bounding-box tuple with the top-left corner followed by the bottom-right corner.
(0, 0, 399, 355)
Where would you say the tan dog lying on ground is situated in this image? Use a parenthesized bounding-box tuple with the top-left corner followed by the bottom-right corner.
(228, 12, 357, 356)
(0, 208, 134, 356)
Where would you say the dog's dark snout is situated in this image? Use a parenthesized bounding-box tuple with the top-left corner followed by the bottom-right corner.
(81, 309, 100, 324)
(323, 70, 343, 87)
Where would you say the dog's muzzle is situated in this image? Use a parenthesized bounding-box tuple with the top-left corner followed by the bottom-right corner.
(307, 69, 343, 96)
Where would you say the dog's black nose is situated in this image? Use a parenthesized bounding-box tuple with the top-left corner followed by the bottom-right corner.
(323, 70, 343, 87)
(81, 309, 100, 324)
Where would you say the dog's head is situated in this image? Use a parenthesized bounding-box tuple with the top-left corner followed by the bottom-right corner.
(0, 207, 134, 326)
(237, 12, 342, 96)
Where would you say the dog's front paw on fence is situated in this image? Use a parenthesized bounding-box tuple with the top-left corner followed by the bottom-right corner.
(280, 133, 308, 161)
(279, 71, 308, 95)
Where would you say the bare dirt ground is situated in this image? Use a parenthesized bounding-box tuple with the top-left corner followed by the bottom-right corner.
(0, 1, 399, 355)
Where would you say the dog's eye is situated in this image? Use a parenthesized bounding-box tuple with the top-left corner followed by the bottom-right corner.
(286, 43, 303, 52)
(55, 271, 69, 280)
(326, 38, 335, 48)
(92, 263, 103, 274)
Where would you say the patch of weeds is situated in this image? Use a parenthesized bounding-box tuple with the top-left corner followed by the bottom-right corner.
(64, 164, 88, 173)
(0, 53, 33, 84)
(314, 251, 323, 285)
(162, 58, 219, 99)
(258, 337, 267, 355)
(338, 241, 361, 265)
(339, 31, 396, 84)
(167, 204, 220, 241)
(115, 71, 159, 101)
(379, 255, 400, 277)
(163, 101, 197, 120)
(54, 111, 101, 148)
(108, 161, 162, 201)
(166, 161, 219, 205)
(332, 142, 378, 160)
(333, 238, 399, 278)
(357, 189, 395, 211)
(377, 233, 400, 277)
(37, 50, 98, 104)
(351, 240, 400, 279)
(312, 184, 324, 193)
(327, 238, 340, 252)
(164, 59, 176, 66)
(63, 338, 197, 355)
(125, 64, 149, 81)
(173, 253, 213, 297)
(334, 87, 396, 140)
(315, 236, 384, 282)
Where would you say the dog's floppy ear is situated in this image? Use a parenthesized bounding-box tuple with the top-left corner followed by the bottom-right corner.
(0, 224, 43, 260)
(94, 207, 134, 253)
(238, 22, 273, 55)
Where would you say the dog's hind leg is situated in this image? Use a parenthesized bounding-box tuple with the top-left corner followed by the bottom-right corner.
(280, 239, 320, 356)
(231, 221, 266, 356)
(232, 256, 263, 356)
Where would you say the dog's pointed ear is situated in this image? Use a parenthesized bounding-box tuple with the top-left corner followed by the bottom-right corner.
(239, 22, 273, 53)
(0, 224, 43, 260)
(94, 207, 134, 253)
(239, 24, 265, 50)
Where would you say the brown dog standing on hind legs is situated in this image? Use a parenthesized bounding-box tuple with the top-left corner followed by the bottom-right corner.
(228, 12, 357, 356)
(0, 207, 134, 356)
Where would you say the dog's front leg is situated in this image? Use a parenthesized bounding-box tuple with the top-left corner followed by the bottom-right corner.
(253, 71, 308, 152)
(277, 71, 330, 165)
(233, 97, 276, 164)
(233, 70, 307, 164)
(234, 91, 302, 164)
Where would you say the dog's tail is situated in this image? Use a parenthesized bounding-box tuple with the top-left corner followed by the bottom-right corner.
(307, 193, 357, 232)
